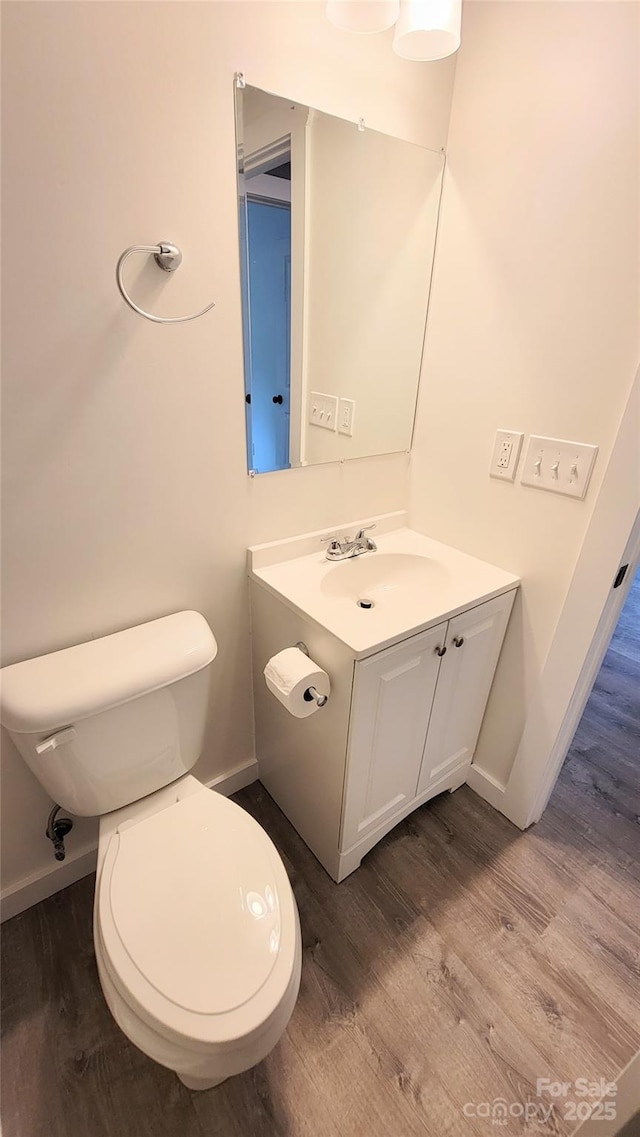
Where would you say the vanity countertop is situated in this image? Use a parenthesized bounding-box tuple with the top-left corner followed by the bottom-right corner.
(249, 518, 519, 658)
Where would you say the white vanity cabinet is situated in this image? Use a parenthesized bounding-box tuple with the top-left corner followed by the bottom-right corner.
(340, 591, 515, 865)
(250, 519, 520, 883)
(340, 624, 445, 850)
(416, 592, 515, 795)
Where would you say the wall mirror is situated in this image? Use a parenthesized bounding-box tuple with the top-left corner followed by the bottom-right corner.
(235, 82, 444, 476)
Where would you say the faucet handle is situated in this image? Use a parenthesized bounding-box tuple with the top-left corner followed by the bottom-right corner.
(321, 534, 342, 550)
(354, 524, 376, 541)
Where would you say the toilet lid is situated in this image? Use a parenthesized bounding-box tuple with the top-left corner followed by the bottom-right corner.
(105, 791, 284, 1016)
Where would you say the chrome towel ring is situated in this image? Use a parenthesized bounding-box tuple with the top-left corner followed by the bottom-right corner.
(116, 242, 215, 324)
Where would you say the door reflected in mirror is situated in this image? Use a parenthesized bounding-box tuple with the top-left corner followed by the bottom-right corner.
(235, 83, 444, 475)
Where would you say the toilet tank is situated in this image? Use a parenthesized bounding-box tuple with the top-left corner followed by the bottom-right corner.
(0, 612, 217, 817)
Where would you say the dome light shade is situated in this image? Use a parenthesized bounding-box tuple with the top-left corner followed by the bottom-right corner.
(392, 0, 461, 60)
(326, 0, 400, 35)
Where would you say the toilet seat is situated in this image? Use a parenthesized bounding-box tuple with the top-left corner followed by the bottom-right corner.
(96, 788, 299, 1050)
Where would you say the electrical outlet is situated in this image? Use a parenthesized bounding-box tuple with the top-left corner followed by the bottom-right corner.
(498, 440, 512, 468)
(490, 429, 524, 481)
(338, 398, 355, 437)
(309, 392, 338, 432)
(521, 436, 598, 499)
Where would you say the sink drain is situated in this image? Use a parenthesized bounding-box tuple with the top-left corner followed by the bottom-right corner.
(356, 598, 375, 609)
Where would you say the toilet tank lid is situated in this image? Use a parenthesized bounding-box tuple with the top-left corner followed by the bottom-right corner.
(0, 611, 217, 734)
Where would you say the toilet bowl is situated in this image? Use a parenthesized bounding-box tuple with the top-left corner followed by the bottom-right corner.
(94, 776, 301, 1089)
(0, 612, 301, 1090)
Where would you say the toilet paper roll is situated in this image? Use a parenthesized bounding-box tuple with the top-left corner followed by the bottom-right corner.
(264, 648, 331, 719)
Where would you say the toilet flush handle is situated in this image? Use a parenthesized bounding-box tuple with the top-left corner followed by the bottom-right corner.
(36, 726, 77, 755)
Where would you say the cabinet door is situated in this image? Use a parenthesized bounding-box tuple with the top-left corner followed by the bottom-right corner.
(416, 590, 516, 795)
(340, 623, 446, 851)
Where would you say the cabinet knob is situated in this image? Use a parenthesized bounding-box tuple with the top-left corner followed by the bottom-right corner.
(453, 636, 465, 648)
(435, 644, 447, 657)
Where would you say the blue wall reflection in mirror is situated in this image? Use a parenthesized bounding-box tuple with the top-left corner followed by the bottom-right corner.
(245, 198, 291, 473)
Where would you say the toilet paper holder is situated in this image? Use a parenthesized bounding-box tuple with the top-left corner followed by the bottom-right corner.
(304, 686, 328, 708)
(295, 643, 329, 708)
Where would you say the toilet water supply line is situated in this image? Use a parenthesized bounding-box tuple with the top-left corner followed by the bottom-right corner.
(46, 805, 73, 861)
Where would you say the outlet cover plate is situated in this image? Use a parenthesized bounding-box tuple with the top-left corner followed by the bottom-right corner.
(490, 429, 524, 481)
(309, 391, 338, 432)
(338, 398, 355, 437)
(521, 435, 598, 499)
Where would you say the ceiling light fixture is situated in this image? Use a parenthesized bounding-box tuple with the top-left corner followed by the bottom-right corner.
(326, 0, 400, 35)
(392, 0, 461, 61)
(326, 0, 461, 61)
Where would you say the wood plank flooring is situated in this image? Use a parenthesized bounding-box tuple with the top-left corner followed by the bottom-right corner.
(2, 574, 639, 1137)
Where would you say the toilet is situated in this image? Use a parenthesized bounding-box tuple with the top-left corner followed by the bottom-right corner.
(0, 611, 302, 1091)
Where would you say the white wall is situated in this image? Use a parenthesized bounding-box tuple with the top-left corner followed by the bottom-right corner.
(0, 1, 456, 901)
(410, 1, 639, 792)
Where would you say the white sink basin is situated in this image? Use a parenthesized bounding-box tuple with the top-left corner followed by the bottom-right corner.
(249, 519, 519, 657)
(321, 553, 450, 605)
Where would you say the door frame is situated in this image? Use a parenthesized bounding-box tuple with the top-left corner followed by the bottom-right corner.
(529, 507, 640, 824)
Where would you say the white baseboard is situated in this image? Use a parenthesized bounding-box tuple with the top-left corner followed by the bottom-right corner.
(208, 758, 258, 797)
(0, 845, 99, 924)
(465, 762, 520, 819)
(0, 759, 259, 924)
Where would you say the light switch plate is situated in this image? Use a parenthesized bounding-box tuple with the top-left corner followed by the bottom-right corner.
(521, 435, 598, 499)
(490, 429, 524, 481)
(338, 398, 355, 437)
(309, 391, 338, 432)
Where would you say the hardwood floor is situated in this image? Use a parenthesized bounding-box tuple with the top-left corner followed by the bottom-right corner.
(2, 575, 639, 1137)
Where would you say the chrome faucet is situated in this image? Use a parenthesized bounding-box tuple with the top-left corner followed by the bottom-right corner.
(321, 525, 377, 561)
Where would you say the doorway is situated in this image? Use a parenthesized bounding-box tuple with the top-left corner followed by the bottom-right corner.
(554, 564, 640, 837)
(521, 503, 640, 829)
(239, 141, 293, 476)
